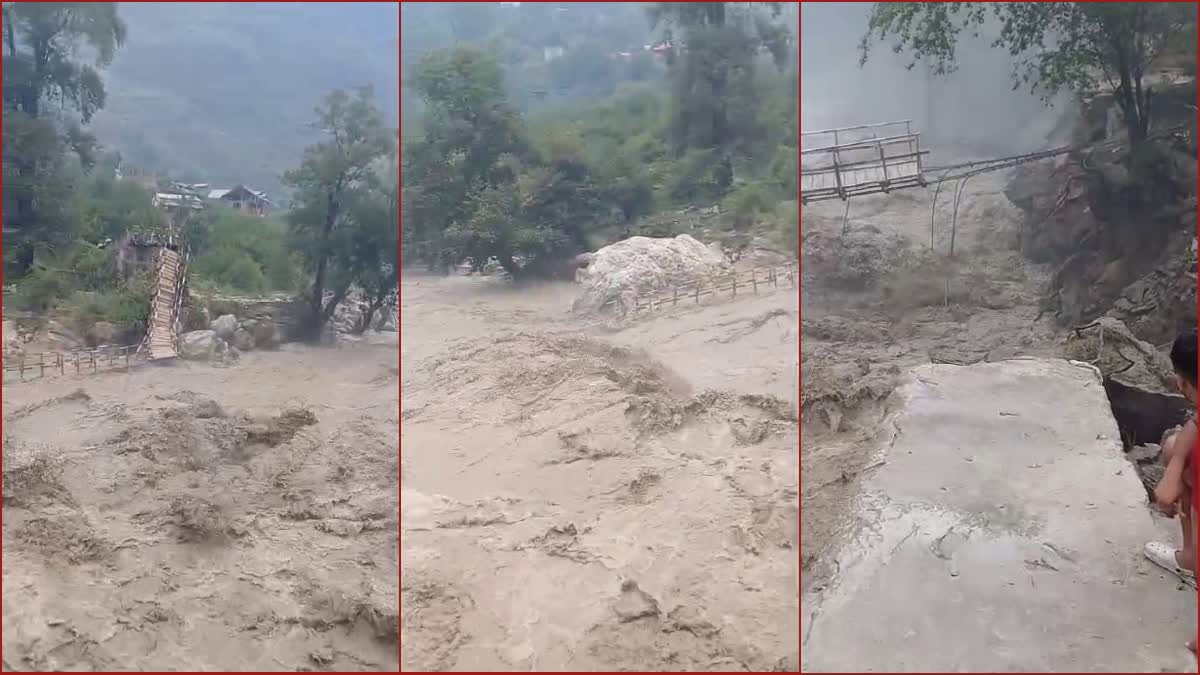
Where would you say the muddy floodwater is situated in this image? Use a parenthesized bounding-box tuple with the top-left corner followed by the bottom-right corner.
(400, 272, 799, 671)
(2, 338, 399, 671)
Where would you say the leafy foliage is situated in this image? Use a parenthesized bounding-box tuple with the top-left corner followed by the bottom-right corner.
(403, 8, 798, 277)
(404, 47, 670, 277)
(1, 1, 127, 122)
(188, 208, 298, 295)
(648, 2, 791, 185)
(4, 3, 400, 347)
(860, 2, 1199, 143)
(284, 87, 397, 338)
(1, 1, 127, 277)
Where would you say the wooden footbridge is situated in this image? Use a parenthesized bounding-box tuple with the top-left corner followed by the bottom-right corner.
(801, 119, 1192, 257)
(144, 244, 187, 360)
(4, 241, 189, 383)
(801, 119, 1191, 206)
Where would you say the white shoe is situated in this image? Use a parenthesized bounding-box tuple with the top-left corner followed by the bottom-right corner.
(1144, 541, 1197, 588)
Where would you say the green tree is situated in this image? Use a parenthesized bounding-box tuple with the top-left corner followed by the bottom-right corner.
(284, 87, 395, 339)
(77, 172, 162, 242)
(189, 208, 297, 294)
(405, 47, 528, 271)
(2, 2, 126, 121)
(860, 2, 1199, 145)
(648, 2, 788, 189)
(346, 157, 399, 333)
(1, 112, 81, 275)
(407, 49, 526, 196)
(1, 1, 127, 275)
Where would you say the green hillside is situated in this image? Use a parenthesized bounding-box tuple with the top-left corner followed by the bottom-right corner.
(90, 2, 399, 204)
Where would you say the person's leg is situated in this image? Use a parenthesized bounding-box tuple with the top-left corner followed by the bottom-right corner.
(1178, 488, 1195, 571)
(1162, 432, 1194, 568)
(1191, 504, 1198, 654)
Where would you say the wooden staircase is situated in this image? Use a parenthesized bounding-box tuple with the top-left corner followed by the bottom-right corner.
(145, 247, 185, 360)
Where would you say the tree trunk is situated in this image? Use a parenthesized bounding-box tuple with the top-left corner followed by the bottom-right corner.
(308, 255, 328, 340)
(498, 252, 520, 280)
(307, 193, 340, 341)
(9, 242, 34, 277)
(1113, 42, 1148, 147)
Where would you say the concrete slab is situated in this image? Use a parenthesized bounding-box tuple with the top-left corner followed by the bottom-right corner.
(802, 358, 1197, 672)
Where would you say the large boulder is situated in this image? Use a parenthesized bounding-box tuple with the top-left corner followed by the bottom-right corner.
(1063, 316, 1175, 394)
(230, 327, 256, 351)
(180, 330, 223, 360)
(210, 314, 239, 341)
(181, 304, 211, 332)
(331, 292, 369, 335)
(572, 234, 732, 315)
(371, 304, 398, 332)
(244, 318, 279, 348)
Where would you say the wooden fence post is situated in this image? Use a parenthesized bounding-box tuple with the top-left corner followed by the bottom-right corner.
(694, 284, 701, 304)
(751, 269, 758, 294)
(731, 273, 738, 298)
(39, 353, 45, 378)
(59, 353, 64, 375)
(673, 287, 679, 307)
(75, 352, 81, 373)
(19, 354, 25, 380)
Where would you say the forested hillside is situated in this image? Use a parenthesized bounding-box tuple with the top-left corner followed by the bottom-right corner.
(90, 2, 399, 202)
(402, 1, 661, 121)
(401, 2, 799, 277)
(4, 2, 398, 344)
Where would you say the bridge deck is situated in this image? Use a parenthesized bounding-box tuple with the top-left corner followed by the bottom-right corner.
(801, 120, 929, 203)
(146, 248, 182, 360)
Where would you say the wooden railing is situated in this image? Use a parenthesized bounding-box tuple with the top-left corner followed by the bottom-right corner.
(602, 262, 797, 317)
(3, 344, 142, 382)
(170, 245, 190, 353)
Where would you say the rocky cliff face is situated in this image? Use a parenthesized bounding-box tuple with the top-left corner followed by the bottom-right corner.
(1007, 81, 1198, 345)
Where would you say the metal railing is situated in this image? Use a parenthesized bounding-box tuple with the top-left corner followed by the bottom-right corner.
(801, 120, 929, 204)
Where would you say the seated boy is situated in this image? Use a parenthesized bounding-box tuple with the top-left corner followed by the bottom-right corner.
(1144, 331, 1197, 653)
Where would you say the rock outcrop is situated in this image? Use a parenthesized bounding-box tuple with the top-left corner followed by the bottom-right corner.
(179, 330, 237, 362)
(572, 235, 731, 315)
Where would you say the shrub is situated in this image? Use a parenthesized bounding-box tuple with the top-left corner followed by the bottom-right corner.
(11, 269, 70, 313)
(64, 272, 152, 338)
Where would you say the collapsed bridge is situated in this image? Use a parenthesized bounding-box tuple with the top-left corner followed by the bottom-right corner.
(800, 120, 929, 203)
(801, 118, 1190, 206)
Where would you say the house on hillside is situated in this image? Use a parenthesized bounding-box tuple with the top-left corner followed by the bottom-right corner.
(207, 185, 272, 217)
(171, 181, 209, 194)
